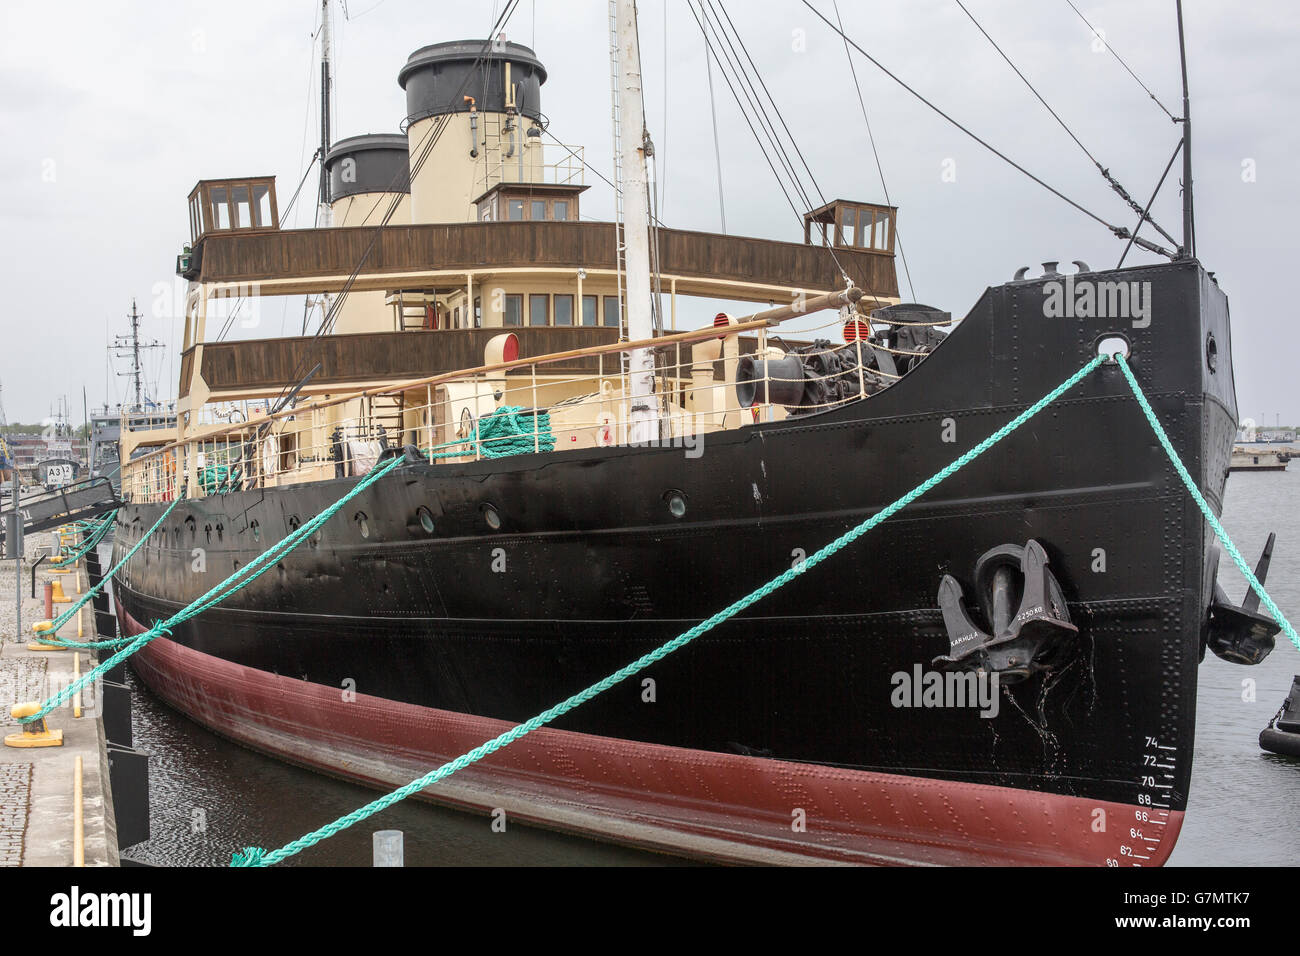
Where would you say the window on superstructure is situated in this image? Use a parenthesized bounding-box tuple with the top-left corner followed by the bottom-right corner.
(253, 184, 272, 227)
(211, 187, 231, 229)
(553, 200, 569, 222)
(603, 296, 620, 329)
(582, 295, 598, 327)
(232, 185, 252, 229)
(474, 296, 482, 327)
(554, 295, 574, 326)
(529, 294, 549, 326)
(531, 200, 547, 221)
(504, 294, 523, 327)
(508, 199, 525, 221)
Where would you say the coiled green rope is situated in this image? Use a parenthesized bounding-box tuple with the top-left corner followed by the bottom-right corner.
(230, 354, 1106, 866)
(1116, 353, 1299, 651)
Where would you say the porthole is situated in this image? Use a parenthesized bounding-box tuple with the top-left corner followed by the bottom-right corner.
(415, 507, 435, 535)
(665, 490, 687, 518)
(288, 515, 301, 532)
(1205, 331, 1218, 373)
(356, 511, 371, 539)
(482, 504, 502, 531)
(250, 520, 260, 542)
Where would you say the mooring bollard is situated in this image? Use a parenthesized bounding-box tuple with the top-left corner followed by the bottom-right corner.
(372, 829, 404, 867)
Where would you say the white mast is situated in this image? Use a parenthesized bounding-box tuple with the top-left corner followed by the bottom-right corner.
(614, 0, 659, 443)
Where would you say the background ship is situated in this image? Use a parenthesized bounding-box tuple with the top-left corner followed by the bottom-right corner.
(108, 0, 1274, 865)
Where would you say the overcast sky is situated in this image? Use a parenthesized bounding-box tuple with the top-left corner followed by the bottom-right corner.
(2, 0, 1297, 425)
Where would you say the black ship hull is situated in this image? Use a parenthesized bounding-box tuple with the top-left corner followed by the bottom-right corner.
(113, 260, 1237, 864)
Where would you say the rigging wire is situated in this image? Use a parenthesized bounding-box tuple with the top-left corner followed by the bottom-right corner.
(697, 0, 816, 212)
(953, 0, 1180, 250)
(703, 32, 727, 233)
(799, 0, 1164, 254)
(831, 0, 915, 302)
(262, 0, 525, 416)
(1063, 0, 1178, 123)
(711, 0, 829, 207)
(1117, 138, 1182, 269)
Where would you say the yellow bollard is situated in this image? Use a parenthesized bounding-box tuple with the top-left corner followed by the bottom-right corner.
(4, 703, 63, 748)
(28, 620, 64, 652)
(50, 579, 72, 604)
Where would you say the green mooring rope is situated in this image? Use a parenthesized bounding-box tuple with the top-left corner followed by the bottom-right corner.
(38, 499, 183, 646)
(1116, 353, 1300, 651)
(51, 510, 118, 568)
(230, 353, 1107, 866)
(20, 454, 408, 721)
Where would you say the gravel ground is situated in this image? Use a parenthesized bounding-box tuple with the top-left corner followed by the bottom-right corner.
(0, 530, 64, 646)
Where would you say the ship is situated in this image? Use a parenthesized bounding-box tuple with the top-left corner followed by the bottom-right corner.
(107, 2, 1280, 865)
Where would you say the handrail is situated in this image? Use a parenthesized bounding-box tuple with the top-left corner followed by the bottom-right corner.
(126, 288, 862, 469)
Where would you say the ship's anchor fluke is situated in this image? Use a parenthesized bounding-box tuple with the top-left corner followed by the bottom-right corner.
(934, 540, 1079, 684)
(1206, 533, 1279, 665)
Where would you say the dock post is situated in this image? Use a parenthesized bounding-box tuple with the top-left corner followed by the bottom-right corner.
(372, 829, 404, 867)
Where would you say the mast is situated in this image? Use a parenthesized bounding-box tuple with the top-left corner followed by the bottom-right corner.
(315, 0, 335, 331)
(613, 0, 659, 443)
(1176, 0, 1194, 259)
(113, 298, 163, 411)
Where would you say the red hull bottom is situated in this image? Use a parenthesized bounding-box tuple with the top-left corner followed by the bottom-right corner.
(120, 604, 1182, 865)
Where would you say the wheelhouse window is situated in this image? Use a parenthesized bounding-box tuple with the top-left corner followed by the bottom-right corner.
(529, 294, 549, 326)
(553, 200, 570, 222)
(553, 294, 574, 326)
(508, 199, 525, 221)
(531, 200, 547, 221)
(504, 294, 523, 327)
(603, 296, 620, 328)
(582, 294, 598, 327)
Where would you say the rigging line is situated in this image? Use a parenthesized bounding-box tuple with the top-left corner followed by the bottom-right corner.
(800, 0, 1132, 242)
(265, 3, 523, 412)
(697, 0, 815, 211)
(954, 0, 1180, 250)
(1117, 137, 1182, 270)
(1064, 0, 1178, 123)
(831, 0, 915, 302)
(687, 2, 803, 227)
(703, 29, 727, 233)
(539, 128, 667, 227)
(955, 0, 1100, 167)
(692, 0, 856, 286)
(712, 0, 828, 206)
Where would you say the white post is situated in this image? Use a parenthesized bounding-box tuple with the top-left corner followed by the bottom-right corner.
(614, 0, 659, 444)
(372, 829, 404, 867)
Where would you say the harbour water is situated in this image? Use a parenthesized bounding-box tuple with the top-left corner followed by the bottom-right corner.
(118, 470, 1300, 867)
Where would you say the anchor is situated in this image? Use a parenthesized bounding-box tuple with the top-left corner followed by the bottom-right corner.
(1206, 533, 1279, 665)
(934, 540, 1079, 683)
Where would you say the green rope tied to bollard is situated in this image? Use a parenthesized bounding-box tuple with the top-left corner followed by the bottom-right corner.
(51, 510, 118, 568)
(230, 354, 1107, 867)
(19, 454, 409, 723)
(38, 498, 185, 647)
(1115, 353, 1300, 651)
